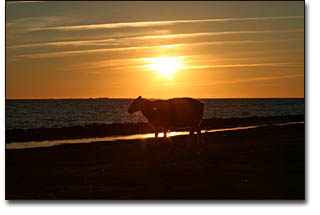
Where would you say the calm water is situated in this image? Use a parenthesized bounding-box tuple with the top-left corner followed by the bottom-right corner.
(6, 98, 304, 130)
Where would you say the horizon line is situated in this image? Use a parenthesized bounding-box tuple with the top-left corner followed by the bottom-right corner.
(5, 97, 305, 100)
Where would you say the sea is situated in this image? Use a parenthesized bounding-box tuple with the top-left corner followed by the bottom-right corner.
(6, 98, 304, 130)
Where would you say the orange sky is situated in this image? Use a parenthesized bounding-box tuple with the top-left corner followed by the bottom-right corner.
(6, 1, 304, 99)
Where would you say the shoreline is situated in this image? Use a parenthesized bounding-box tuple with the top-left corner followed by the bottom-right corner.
(6, 115, 304, 143)
(6, 122, 303, 150)
(6, 123, 305, 200)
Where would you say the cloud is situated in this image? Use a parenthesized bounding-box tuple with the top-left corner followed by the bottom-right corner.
(6, 1, 47, 4)
(7, 28, 303, 49)
(29, 16, 303, 32)
(7, 38, 118, 49)
(58, 55, 303, 74)
(164, 74, 304, 87)
(6, 16, 71, 37)
(10, 38, 302, 60)
(59, 55, 196, 74)
(133, 29, 303, 40)
(11, 43, 183, 60)
(180, 62, 304, 70)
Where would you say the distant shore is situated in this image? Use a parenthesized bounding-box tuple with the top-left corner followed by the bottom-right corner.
(6, 121, 304, 200)
(6, 115, 304, 143)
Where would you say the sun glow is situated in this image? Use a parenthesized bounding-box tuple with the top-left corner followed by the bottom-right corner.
(143, 57, 183, 78)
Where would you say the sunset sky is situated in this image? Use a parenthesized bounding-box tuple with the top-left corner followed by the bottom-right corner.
(6, 1, 304, 99)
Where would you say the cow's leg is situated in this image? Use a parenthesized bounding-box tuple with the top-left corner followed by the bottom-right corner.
(189, 127, 195, 136)
(164, 128, 168, 138)
(186, 127, 195, 144)
(155, 127, 159, 140)
(196, 126, 203, 144)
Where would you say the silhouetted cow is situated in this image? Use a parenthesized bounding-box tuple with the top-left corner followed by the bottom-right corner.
(128, 96, 204, 142)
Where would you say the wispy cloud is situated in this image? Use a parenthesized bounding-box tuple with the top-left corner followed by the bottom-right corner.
(59, 55, 196, 73)
(6, 16, 72, 37)
(12, 43, 183, 60)
(135, 29, 303, 40)
(29, 16, 303, 32)
(164, 74, 304, 87)
(7, 28, 303, 49)
(180, 56, 304, 65)
(10, 38, 302, 60)
(7, 38, 118, 49)
(11, 38, 302, 60)
(58, 55, 303, 74)
(180, 61, 304, 70)
(6, 1, 47, 4)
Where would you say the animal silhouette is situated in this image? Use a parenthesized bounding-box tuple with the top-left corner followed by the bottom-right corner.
(128, 96, 204, 142)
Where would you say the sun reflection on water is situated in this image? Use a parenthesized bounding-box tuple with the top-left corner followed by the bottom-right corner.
(6, 121, 304, 150)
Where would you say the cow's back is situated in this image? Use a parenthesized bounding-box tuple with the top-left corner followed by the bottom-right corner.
(152, 98, 204, 128)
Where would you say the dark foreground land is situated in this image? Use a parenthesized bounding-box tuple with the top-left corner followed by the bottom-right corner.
(6, 123, 305, 200)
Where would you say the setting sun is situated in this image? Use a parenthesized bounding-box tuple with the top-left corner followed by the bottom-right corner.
(143, 57, 183, 78)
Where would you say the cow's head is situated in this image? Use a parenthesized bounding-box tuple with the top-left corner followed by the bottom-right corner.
(128, 96, 143, 114)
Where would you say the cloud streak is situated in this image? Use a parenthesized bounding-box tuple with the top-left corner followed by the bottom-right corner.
(7, 38, 118, 49)
(29, 16, 303, 32)
(11, 38, 302, 60)
(60, 55, 303, 74)
(134, 29, 303, 40)
(6, 1, 47, 4)
(7, 28, 303, 49)
(164, 74, 304, 87)
(180, 62, 304, 70)
(12, 43, 182, 60)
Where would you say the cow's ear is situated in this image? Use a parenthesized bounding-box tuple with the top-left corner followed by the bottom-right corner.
(138, 96, 142, 99)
